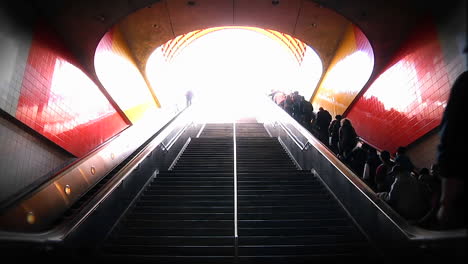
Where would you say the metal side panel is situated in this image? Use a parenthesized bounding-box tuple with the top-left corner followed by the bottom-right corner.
(260, 98, 466, 260)
(0, 107, 201, 256)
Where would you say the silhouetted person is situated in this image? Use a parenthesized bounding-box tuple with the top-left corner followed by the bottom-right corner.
(338, 118, 358, 160)
(363, 147, 380, 190)
(375, 150, 395, 192)
(328, 115, 342, 154)
(301, 96, 313, 130)
(377, 165, 431, 222)
(394, 146, 415, 173)
(273, 91, 286, 106)
(291, 91, 303, 122)
(185, 90, 193, 107)
(436, 69, 467, 229)
(429, 163, 442, 208)
(416, 167, 441, 229)
(284, 95, 294, 116)
(348, 145, 367, 177)
(316, 107, 332, 145)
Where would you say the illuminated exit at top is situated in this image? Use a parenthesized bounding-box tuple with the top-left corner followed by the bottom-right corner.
(146, 27, 323, 120)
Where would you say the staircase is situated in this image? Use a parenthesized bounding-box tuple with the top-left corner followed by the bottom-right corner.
(236, 136, 376, 263)
(100, 124, 235, 263)
(99, 122, 379, 263)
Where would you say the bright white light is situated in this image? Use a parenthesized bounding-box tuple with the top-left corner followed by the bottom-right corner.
(41, 58, 115, 134)
(146, 28, 322, 122)
(321, 51, 374, 94)
(364, 60, 417, 112)
(95, 51, 155, 112)
(50, 59, 113, 120)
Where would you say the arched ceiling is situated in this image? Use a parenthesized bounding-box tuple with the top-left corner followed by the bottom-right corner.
(159, 27, 308, 65)
(30, 0, 446, 91)
(116, 0, 349, 73)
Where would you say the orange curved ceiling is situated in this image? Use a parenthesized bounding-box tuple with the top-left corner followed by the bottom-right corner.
(34, 0, 433, 96)
(114, 0, 352, 76)
(161, 27, 307, 65)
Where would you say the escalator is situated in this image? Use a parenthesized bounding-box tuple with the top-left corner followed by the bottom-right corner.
(98, 122, 380, 263)
(1, 103, 464, 263)
(100, 124, 235, 263)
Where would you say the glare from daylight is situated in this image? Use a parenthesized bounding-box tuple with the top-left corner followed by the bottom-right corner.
(363, 60, 418, 112)
(146, 27, 323, 122)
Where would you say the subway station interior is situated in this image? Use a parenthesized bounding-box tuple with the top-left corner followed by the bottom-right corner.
(0, 0, 466, 263)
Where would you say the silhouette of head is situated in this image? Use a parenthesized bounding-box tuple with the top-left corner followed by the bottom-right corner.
(419, 168, 430, 175)
(389, 164, 405, 176)
(379, 150, 391, 162)
(396, 146, 407, 156)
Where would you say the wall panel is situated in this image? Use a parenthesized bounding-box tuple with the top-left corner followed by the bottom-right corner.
(15, 22, 129, 157)
(95, 27, 159, 123)
(347, 16, 465, 156)
(0, 3, 76, 205)
(311, 24, 374, 117)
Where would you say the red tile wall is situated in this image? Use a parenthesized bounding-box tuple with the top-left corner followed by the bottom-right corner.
(354, 25, 374, 62)
(96, 28, 113, 54)
(346, 19, 452, 154)
(15, 22, 129, 157)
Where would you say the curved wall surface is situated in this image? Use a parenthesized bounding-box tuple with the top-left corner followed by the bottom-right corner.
(95, 28, 160, 123)
(346, 15, 466, 155)
(0, 16, 130, 204)
(311, 24, 374, 117)
(16, 22, 129, 157)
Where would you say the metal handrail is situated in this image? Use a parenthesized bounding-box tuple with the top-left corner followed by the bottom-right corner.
(262, 97, 466, 243)
(275, 121, 310, 151)
(160, 121, 193, 152)
(0, 107, 192, 241)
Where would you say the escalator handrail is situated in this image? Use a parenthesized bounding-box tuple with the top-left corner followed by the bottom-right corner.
(262, 98, 466, 242)
(161, 121, 194, 151)
(0, 106, 194, 242)
(275, 121, 310, 151)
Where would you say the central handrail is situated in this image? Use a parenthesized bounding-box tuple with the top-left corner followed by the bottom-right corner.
(275, 121, 311, 151)
(233, 122, 238, 239)
(161, 121, 193, 152)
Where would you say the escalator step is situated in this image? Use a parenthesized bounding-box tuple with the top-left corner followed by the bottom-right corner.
(99, 123, 377, 262)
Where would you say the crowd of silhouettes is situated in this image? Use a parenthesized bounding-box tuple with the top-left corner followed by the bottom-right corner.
(269, 90, 315, 130)
(269, 88, 465, 230)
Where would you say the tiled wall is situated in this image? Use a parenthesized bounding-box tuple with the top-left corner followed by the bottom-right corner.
(346, 12, 466, 159)
(0, 114, 73, 203)
(16, 22, 129, 157)
(95, 27, 159, 123)
(0, 3, 75, 205)
(406, 130, 440, 170)
(311, 24, 374, 117)
(0, 4, 130, 205)
(0, 4, 32, 116)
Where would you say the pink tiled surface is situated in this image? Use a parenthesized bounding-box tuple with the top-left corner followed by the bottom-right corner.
(96, 28, 130, 58)
(354, 26, 374, 61)
(347, 20, 452, 154)
(15, 24, 129, 157)
(97, 29, 114, 53)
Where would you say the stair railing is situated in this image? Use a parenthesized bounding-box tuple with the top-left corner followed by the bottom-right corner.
(274, 121, 311, 151)
(260, 96, 467, 257)
(160, 121, 194, 152)
(0, 106, 194, 243)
